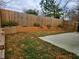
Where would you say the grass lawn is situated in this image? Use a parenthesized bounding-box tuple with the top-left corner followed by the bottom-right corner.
(5, 31, 77, 59)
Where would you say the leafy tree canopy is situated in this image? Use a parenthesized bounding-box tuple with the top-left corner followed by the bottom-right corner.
(40, 0, 63, 18)
(24, 9, 38, 15)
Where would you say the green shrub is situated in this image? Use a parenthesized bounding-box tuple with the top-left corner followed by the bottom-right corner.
(33, 23, 40, 27)
(5, 49, 13, 59)
(2, 20, 18, 27)
(46, 24, 52, 29)
(75, 56, 79, 59)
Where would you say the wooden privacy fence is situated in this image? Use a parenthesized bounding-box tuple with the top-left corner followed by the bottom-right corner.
(63, 20, 77, 31)
(1, 9, 63, 27)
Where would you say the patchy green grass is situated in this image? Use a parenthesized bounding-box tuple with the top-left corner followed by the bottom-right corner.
(5, 49, 14, 59)
(27, 31, 69, 37)
(6, 32, 77, 59)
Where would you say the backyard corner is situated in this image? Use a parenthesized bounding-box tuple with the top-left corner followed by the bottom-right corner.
(0, 18, 78, 59)
(1, 14, 78, 59)
(0, 9, 78, 59)
(1, 0, 79, 58)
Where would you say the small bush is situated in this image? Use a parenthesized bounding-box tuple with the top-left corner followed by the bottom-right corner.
(46, 24, 52, 29)
(2, 20, 18, 27)
(33, 23, 40, 27)
(75, 56, 79, 59)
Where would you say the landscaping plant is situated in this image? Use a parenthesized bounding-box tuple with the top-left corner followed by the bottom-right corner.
(33, 22, 41, 27)
(2, 20, 18, 27)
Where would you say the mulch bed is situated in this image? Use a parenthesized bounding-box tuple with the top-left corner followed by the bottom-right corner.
(2, 26, 65, 34)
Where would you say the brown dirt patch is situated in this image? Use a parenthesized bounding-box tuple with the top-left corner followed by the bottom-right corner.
(3, 26, 65, 34)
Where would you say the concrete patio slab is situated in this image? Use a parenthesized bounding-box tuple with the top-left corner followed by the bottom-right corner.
(39, 32, 79, 56)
